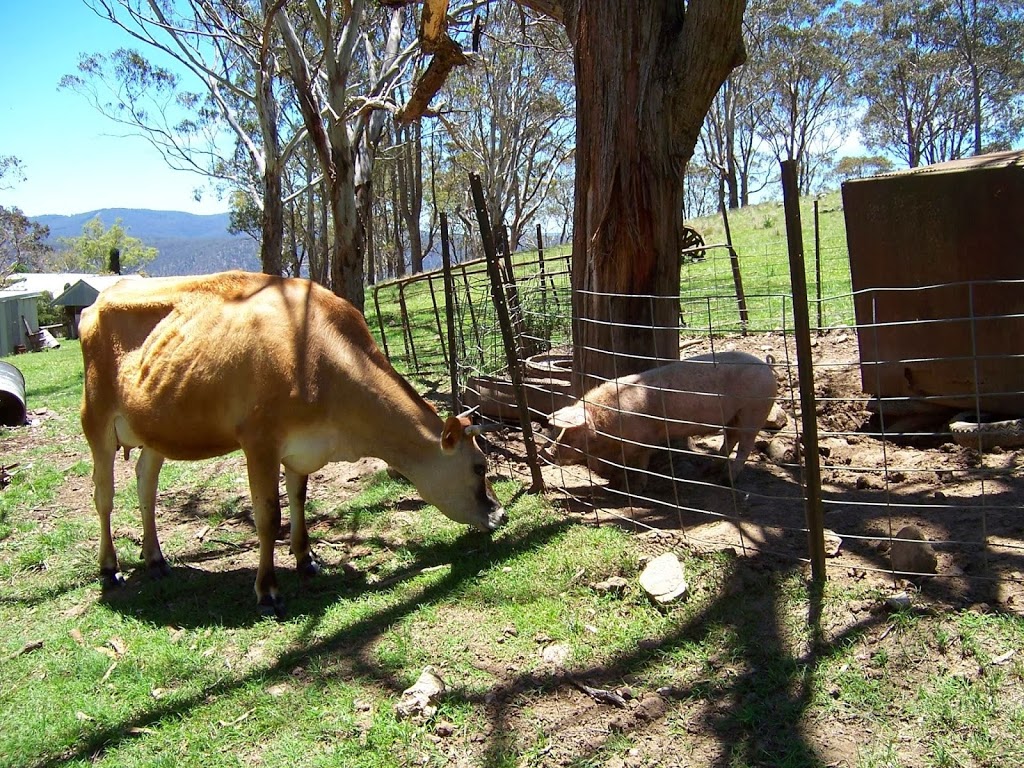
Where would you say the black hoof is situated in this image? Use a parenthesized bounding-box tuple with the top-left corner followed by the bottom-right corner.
(297, 553, 322, 578)
(148, 558, 172, 579)
(101, 569, 125, 592)
(258, 593, 287, 620)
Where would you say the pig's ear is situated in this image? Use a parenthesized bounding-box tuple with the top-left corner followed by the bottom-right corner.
(548, 405, 588, 429)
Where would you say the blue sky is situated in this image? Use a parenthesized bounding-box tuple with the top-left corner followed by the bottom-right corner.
(0, 1, 228, 217)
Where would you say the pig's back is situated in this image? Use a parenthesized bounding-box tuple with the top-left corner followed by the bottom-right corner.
(627, 350, 776, 426)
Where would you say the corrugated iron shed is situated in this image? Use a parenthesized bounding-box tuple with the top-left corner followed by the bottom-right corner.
(842, 150, 1024, 416)
(53, 274, 140, 307)
(0, 289, 41, 357)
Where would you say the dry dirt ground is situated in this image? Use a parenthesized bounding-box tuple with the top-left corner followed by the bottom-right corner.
(8, 330, 1023, 767)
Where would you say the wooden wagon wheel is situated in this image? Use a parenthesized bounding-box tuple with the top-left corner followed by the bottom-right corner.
(680, 225, 706, 262)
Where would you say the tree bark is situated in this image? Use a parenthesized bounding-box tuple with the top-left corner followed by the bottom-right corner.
(560, 0, 746, 391)
(253, 2, 283, 276)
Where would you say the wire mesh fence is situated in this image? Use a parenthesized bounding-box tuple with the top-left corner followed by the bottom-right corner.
(370, 232, 1024, 611)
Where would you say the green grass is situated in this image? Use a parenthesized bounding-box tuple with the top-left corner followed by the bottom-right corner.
(370, 191, 854, 378)
(2, 201, 1023, 766)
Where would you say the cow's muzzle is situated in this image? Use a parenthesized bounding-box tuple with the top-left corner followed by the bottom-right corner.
(487, 505, 508, 531)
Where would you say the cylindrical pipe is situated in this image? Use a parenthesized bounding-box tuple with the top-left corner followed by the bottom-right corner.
(0, 361, 27, 427)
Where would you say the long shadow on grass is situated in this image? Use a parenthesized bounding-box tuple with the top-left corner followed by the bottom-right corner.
(32, 517, 571, 767)
(469, 550, 885, 768)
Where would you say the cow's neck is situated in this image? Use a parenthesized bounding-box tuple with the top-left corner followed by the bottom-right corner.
(351, 373, 445, 470)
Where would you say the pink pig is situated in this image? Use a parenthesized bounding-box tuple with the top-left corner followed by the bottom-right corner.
(542, 351, 777, 487)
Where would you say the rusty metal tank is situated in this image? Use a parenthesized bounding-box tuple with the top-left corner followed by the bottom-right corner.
(842, 150, 1024, 417)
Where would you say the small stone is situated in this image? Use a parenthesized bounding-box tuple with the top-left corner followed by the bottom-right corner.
(885, 592, 912, 610)
(638, 553, 688, 605)
(434, 720, 455, 737)
(823, 530, 843, 557)
(856, 475, 884, 490)
(764, 403, 789, 430)
(767, 436, 797, 464)
(890, 525, 938, 576)
(634, 693, 668, 722)
(541, 643, 570, 667)
(592, 576, 629, 595)
(395, 667, 446, 721)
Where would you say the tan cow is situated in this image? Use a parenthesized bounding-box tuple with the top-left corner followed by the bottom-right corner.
(79, 271, 506, 616)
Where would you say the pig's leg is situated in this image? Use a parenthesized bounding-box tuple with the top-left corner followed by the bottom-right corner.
(710, 425, 741, 485)
(722, 421, 760, 484)
(603, 448, 652, 493)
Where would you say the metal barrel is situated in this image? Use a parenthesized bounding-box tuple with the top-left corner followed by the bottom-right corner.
(0, 361, 27, 427)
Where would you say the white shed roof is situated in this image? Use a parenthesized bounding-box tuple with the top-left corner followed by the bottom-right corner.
(3, 273, 93, 296)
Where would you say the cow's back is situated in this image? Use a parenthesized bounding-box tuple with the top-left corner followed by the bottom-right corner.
(79, 271, 366, 460)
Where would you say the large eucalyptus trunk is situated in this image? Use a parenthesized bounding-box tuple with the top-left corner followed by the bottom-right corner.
(259, 164, 284, 276)
(328, 137, 362, 310)
(560, 0, 746, 392)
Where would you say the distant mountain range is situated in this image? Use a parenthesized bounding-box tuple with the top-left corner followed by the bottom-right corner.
(32, 209, 260, 277)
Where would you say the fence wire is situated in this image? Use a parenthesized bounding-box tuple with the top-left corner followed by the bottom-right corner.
(372, 241, 1024, 609)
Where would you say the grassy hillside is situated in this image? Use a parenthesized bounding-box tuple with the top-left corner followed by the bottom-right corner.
(369, 189, 854, 378)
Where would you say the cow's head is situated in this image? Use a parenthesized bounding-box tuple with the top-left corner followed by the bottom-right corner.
(540, 403, 593, 466)
(415, 416, 506, 532)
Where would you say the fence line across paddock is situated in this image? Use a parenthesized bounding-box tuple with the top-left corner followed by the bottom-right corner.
(370, 229, 1024, 612)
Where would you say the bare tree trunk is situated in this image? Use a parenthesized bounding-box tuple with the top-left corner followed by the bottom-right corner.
(391, 158, 406, 278)
(260, 164, 284, 276)
(329, 144, 362, 308)
(356, 162, 374, 287)
(563, 0, 746, 391)
(256, 9, 283, 276)
(396, 122, 425, 273)
(276, 2, 365, 310)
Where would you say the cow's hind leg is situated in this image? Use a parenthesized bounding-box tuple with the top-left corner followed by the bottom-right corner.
(136, 447, 170, 578)
(285, 468, 320, 577)
(246, 450, 286, 618)
(91, 440, 121, 590)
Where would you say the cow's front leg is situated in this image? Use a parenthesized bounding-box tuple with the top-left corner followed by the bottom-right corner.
(246, 451, 286, 618)
(136, 447, 170, 577)
(285, 468, 320, 577)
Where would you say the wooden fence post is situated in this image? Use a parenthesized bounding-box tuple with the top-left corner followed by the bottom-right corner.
(781, 160, 827, 585)
(468, 173, 544, 493)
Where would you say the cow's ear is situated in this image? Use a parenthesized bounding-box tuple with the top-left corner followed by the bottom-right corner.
(548, 405, 587, 429)
(440, 415, 466, 453)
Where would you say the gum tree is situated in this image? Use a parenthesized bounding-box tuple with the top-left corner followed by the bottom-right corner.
(519, 1, 748, 389)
